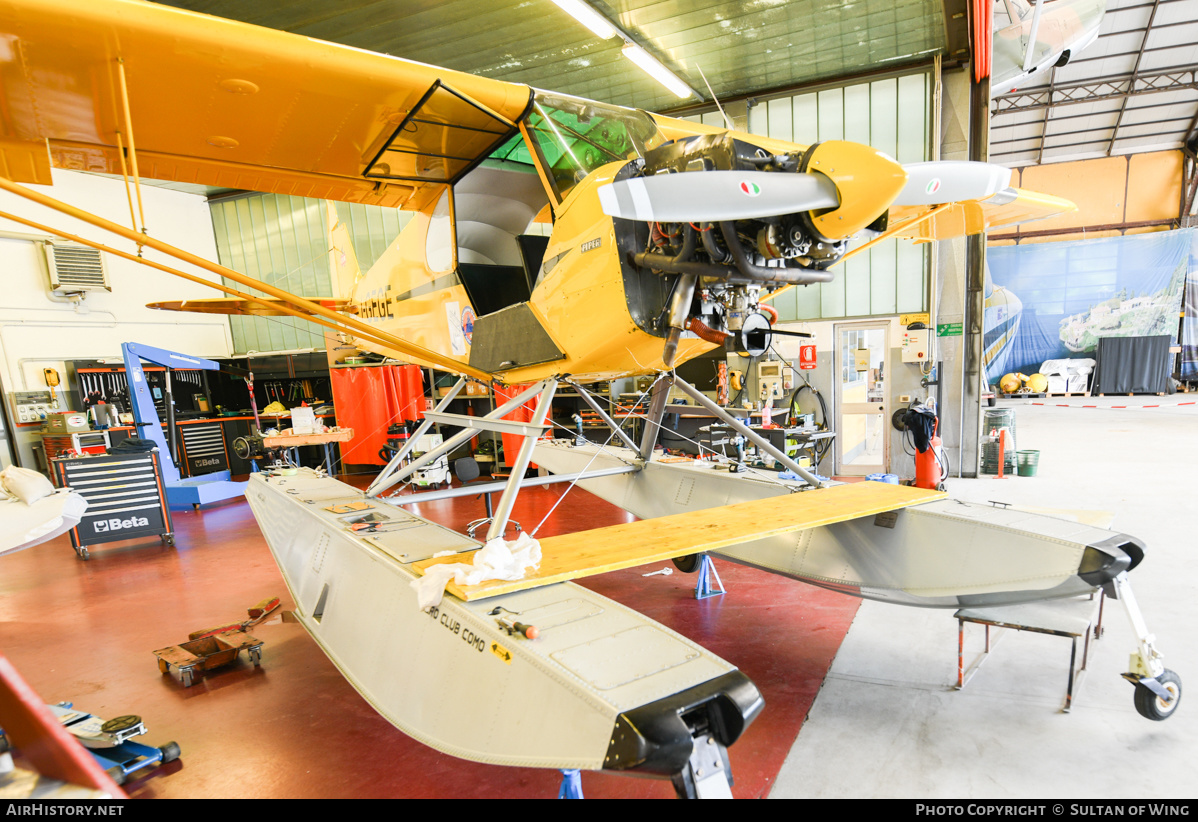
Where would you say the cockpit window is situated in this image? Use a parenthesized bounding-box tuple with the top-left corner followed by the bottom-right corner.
(511, 90, 665, 200)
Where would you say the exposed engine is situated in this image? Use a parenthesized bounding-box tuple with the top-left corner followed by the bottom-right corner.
(612, 132, 877, 367)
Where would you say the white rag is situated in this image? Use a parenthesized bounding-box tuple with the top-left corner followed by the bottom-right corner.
(412, 532, 542, 610)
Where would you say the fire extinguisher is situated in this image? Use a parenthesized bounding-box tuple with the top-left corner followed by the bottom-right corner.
(914, 417, 944, 490)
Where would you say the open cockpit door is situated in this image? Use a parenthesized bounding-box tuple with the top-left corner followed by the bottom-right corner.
(363, 81, 530, 185)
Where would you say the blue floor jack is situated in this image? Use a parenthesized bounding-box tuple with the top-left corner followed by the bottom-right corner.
(48, 703, 180, 786)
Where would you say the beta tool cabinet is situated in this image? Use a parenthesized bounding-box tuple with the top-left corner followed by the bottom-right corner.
(51, 450, 175, 560)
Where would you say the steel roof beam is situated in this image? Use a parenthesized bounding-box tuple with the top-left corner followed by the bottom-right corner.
(1107, 0, 1162, 156)
(992, 64, 1198, 114)
(992, 129, 1187, 155)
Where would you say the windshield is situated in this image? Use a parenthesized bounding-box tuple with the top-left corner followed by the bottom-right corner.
(489, 90, 665, 201)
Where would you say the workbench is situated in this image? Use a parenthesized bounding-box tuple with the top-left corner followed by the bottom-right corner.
(261, 428, 354, 475)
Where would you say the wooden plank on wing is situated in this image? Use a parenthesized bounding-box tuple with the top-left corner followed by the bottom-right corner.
(411, 481, 946, 601)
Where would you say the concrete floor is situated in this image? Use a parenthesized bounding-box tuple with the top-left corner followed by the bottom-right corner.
(771, 396, 1198, 799)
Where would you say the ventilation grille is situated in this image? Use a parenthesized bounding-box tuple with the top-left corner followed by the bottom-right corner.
(45, 243, 109, 293)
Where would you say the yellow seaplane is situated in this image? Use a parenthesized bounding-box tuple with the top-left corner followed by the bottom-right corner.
(0, 0, 1179, 798)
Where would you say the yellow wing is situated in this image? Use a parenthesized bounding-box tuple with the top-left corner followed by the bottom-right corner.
(0, 0, 532, 208)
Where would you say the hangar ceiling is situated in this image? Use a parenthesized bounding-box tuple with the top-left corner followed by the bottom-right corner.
(990, 0, 1198, 165)
(153, 0, 953, 114)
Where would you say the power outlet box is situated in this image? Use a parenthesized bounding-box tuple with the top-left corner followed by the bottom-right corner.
(11, 391, 56, 424)
(901, 328, 930, 363)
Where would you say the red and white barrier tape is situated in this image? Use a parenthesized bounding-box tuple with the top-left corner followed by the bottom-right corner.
(1028, 400, 1197, 409)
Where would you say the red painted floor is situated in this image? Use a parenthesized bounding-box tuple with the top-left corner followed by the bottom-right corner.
(0, 475, 859, 799)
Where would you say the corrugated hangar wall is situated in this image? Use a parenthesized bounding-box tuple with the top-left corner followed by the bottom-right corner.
(208, 197, 410, 355)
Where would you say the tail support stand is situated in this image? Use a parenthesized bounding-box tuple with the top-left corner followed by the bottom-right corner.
(558, 769, 583, 799)
(695, 555, 725, 600)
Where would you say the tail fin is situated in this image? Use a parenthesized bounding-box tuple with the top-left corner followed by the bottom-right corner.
(327, 201, 361, 300)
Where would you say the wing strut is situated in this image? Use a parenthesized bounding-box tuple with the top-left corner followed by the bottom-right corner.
(1023, 0, 1046, 72)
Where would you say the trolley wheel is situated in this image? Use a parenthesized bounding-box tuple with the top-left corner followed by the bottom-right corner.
(180, 669, 194, 688)
(161, 534, 175, 546)
(192, 504, 200, 512)
(1134, 669, 1181, 721)
(672, 553, 702, 574)
(249, 647, 261, 667)
(158, 658, 170, 674)
(78, 547, 90, 561)
(158, 741, 181, 764)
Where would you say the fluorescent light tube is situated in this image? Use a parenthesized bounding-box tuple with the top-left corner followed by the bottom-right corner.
(550, 0, 617, 40)
(622, 43, 691, 98)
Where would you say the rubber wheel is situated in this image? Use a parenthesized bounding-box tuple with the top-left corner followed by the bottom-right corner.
(159, 741, 181, 763)
(1134, 669, 1181, 721)
(672, 553, 702, 574)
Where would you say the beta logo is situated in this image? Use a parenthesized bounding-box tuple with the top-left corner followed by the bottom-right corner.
(739, 181, 762, 197)
(94, 516, 149, 533)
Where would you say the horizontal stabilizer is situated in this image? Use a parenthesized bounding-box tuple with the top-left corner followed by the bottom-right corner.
(597, 170, 839, 222)
(413, 481, 946, 601)
(147, 298, 356, 317)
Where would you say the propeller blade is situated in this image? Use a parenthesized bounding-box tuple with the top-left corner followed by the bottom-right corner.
(893, 161, 1012, 206)
(597, 170, 839, 223)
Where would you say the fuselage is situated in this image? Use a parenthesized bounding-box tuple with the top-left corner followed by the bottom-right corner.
(338, 91, 835, 386)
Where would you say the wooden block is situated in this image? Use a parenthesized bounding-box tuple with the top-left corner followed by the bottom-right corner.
(413, 481, 945, 601)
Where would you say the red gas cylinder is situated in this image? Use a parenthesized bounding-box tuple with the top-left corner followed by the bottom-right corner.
(914, 419, 943, 490)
